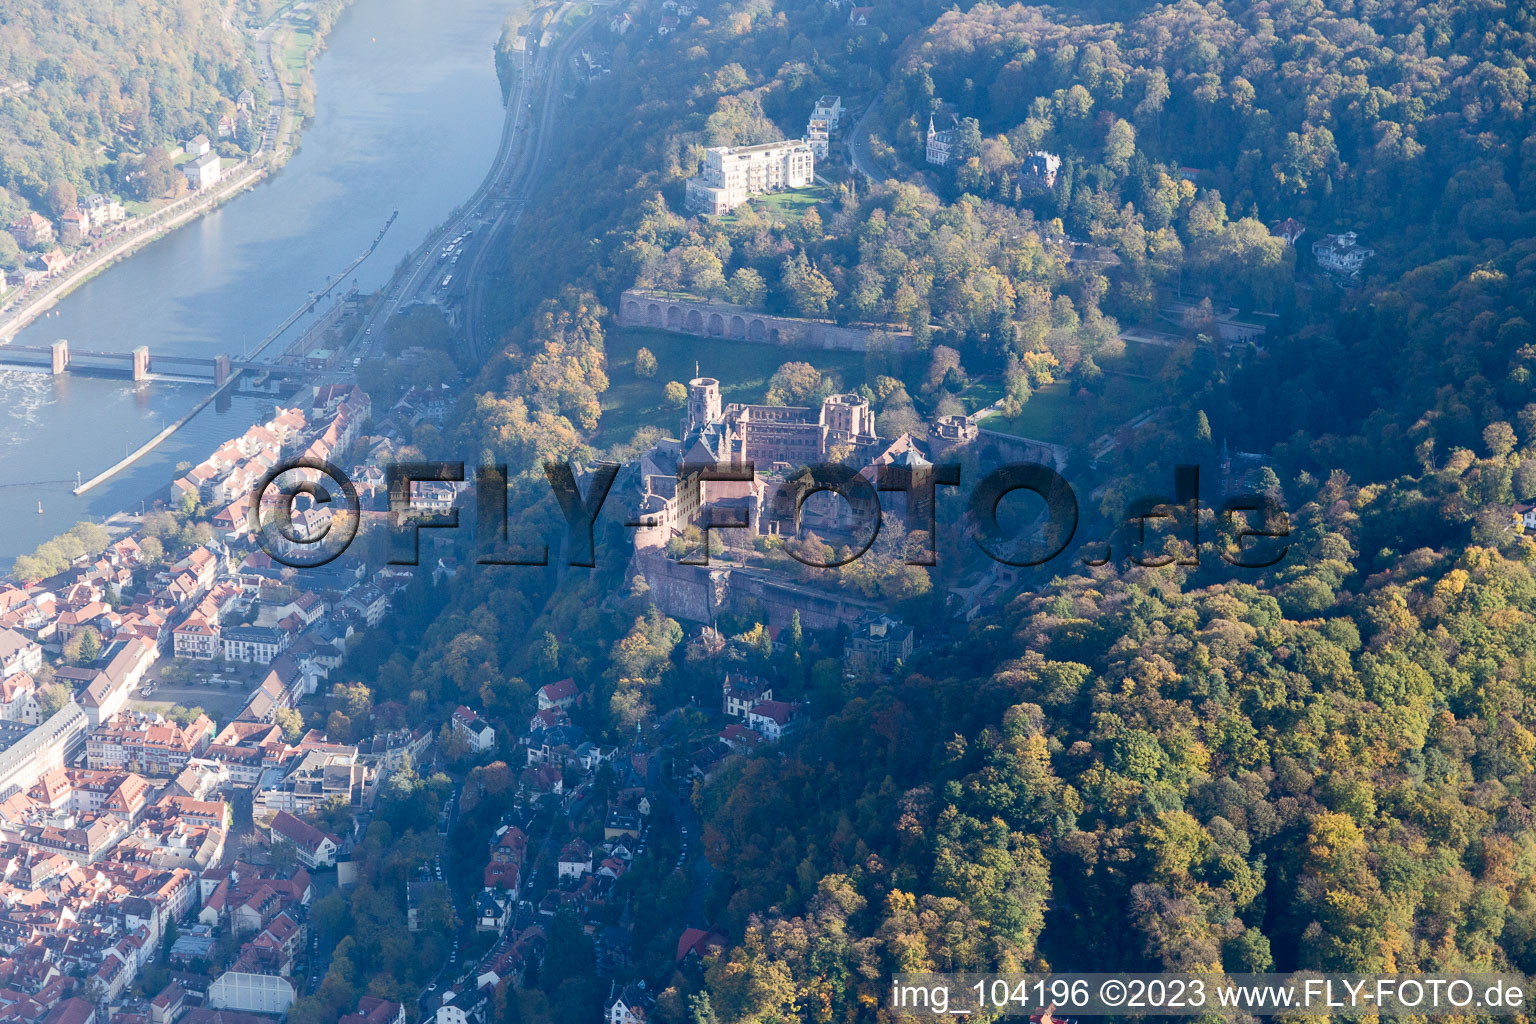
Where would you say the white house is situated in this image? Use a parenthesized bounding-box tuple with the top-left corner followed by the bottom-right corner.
(173, 614, 220, 660)
(184, 151, 222, 191)
(747, 700, 809, 742)
(0, 673, 40, 724)
(806, 95, 842, 158)
(722, 675, 771, 718)
(1312, 231, 1375, 277)
(0, 629, 43, 678)
(605, 983, 654, 1024)
(926, 113, 959, 166)
(270, 810, 341, 869)
(475, 888, 513, 933)
(557, 838, 592, 880)
(451, 705, 495, 753)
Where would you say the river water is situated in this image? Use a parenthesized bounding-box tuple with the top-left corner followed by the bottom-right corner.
(0, 0, 510, 565)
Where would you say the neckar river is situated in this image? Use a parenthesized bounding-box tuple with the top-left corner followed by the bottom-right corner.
(0, 0, 511, 565)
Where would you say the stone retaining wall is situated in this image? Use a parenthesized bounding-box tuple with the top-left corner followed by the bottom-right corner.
(617, 288, 912, 352)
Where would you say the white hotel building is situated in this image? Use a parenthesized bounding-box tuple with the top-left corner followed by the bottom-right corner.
(686, 140, 815, 215)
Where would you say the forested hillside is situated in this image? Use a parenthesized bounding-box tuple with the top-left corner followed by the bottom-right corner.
(0, 0, 258, 224)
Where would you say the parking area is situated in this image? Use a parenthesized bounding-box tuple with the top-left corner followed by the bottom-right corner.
(130, 680, 250, 722)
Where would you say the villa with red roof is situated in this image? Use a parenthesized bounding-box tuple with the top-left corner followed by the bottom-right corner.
(269, 810, 341, 869)
(536, 677, 578, 711)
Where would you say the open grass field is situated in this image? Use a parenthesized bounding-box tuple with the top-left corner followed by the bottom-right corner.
(950, 377, 1004, 414)
(596, 327, 869, 448)
(282, 24, 316, 80)
(719, 184, 834, 225)
(979, 374, 1160, 445)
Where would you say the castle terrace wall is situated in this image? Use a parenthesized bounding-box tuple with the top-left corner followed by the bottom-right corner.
(617, 288, 913, 353)
(635, 552, 879, 631)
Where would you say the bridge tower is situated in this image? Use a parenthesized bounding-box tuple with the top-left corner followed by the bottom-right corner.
(214, 354, 231, 387)
(49, 339, 68, 375)
(131, 346, 150, 382)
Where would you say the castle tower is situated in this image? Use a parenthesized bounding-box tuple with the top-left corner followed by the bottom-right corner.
(686, 377, 721, 433)
(820, 393, 874, 451)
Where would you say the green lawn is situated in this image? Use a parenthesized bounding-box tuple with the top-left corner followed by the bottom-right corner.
(980, 375, 1160, 446)
(719, 185, 833, 225)
(951, 377, 1003, 415)
(597, 327, 868, 449)
(283, 25, 316, 77)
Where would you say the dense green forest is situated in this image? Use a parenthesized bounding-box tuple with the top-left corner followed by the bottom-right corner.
(0, 0, 260, 230)
(295, 0, 1536, 1020)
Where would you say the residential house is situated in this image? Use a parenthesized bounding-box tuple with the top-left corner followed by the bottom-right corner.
(536, 678, 578, 711)
(173, 614, 221, 660)
(722, 674, 771, 718)
(269, 810, 341, 869)
(1020, 150, 1062, 191)
(184, 151, 222, 191)
(747, 700, 809, 742)
(806, 95, 842, 158)
(0, 672, 40, 724)
(475, 888, 513, 933)
(675, 927, 726, 962)
(82, 193, 126, 229)
(451, 705, 496, 754)
(9, 212, 53, 247)
(483, 825, 526, 891)
(222, 625, 287, 664)
(557, 838, 592, 880)
(1274, 217, 1305, 246)
(845, 612, 913, 671)
(340, 997, 405, 1024)
(0, 628, 43, 678)
(59, 208, 91, 245)
(1312, 231, 1375, 277)
(604, 809, 642, 842)
(925, 112, 959, 166)
(604, 983, 654, 1024)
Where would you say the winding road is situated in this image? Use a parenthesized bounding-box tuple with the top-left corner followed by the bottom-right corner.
(848, 88, 892, 183)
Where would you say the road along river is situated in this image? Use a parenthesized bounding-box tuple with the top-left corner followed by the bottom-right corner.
(0, 0, 514, 564)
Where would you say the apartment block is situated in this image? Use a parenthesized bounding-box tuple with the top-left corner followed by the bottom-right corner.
(685, 140, 815, 215)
